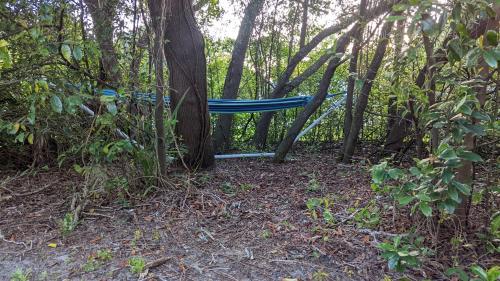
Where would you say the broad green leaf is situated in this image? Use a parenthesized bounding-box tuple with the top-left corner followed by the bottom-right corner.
(448, 187, 460, 203)
(50, 95, 63, 113)
(491, 213, 500, 234)
(388, 255, 399, 270)
(486, 30, 498, 46)
(472, 111, 491, 121)
(61, 44, 72, 61)
(106, 103, 117, 115)
(439, 148, 457, 160)
(73, 46, 83, 61)
(27, 133, 34, 144)
(470, 265, 488, 281)
(486, 266, 500, 281)
(388, 168, 404, 179)
(416, 192, 432, 202)
(456, 150, 483, 162)
(452, 181, 471, 196)
(409, 166, 421, 177)
(449, 38, 464, 58)
(483, 50, 498, 69)
(323, 208, 334, 223)
(445, 267, 469, 281)
(419, 202, 432, 217)
(397, 195, 414, 206)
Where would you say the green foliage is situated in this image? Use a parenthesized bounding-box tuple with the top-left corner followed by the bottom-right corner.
(128, 256, 146, 275)
(60, 212, 77, 236)
(307, 174, 322, 192)
(306, 197, 335, 224)
(378, 235, 428, 272)
(353, 201, 380, 229)
(10, 268, 30, 281)
(447, 265, 500, 281)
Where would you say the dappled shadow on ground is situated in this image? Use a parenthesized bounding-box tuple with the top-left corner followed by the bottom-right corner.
(0, 151, 494, 280)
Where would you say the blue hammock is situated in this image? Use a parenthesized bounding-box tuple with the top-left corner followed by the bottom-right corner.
(101, 89, 341, 114)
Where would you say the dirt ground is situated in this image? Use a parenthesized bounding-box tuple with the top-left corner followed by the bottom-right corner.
(0, 150, 495, 280)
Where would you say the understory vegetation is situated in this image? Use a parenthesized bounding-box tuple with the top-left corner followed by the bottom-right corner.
(0, 0, 498, 280)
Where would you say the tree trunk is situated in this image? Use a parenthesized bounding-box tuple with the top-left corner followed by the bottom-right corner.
(148, 0, 167, 177)
(253, 0, 398, 148)
(383, 18, 408, 154)
(213, 0, 265, 152)
(254, 51, 333, 148)
(421, 14, 439, 153)
(164, 0, 214, 169)
(273, 26, 356, 162)
(342, 18, 395, 163)
(455, 5, 498, 226)
(342, 0, 367, 147)
(299, 0, 308, 48)
(83, 0, 122, 86)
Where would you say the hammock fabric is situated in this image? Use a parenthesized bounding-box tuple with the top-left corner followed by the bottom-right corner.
(101, 89, 341, 114)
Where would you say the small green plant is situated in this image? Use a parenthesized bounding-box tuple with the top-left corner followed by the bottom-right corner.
(353, 201, 380, 229)
(261, 229, 272, 239)
(10, 268, 30, 281)
(378, 235, 428, 272)
(82, 257, 99, 272)
(128, 256, 146, 275)
(60, 212, 77, 236)
(239, 183, 254, 192)
(312, 269, 329, 281)
(307, 175, 321, 192)
(220, 182, 235, 195)
(446, 265, 500, 281)
(306, 197, 334, 224)
(96, 249, 113, 262)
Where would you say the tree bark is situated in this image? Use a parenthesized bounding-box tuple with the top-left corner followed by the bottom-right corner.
(164, 0, 214, 169)
(455, 5, 499, 226)
(383, 18, 408, 154)
(273, 26, 357, 162)
(83, 0, 122, 86)
(253, 0, 399, 148)
(148, 0, 167, 177)
(421, 13, 439, 153)
(342, 18, 395, 163)
(213, 0, 265, 152)
(342, 0, 367, 148)
(299, 0, 309, 48)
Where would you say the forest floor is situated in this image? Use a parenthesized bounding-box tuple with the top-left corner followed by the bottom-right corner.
(0, 147, 496, 281)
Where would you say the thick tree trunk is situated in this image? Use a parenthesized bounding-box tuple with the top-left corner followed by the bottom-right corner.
(164, 0, 214, 169)
(84, 0, 122, 86)
(342, 19, 395, 163)
(253, 0, 398, 148)
(213, 0, 265, 152)
(273, 27, 356, 162)
(148, 0, 167, 177)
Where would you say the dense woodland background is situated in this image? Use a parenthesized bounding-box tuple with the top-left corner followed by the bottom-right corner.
(0, 0, 499, 280)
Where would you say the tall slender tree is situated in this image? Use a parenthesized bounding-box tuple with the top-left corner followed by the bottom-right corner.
(273, 25, 358, 162)
(213, 0, 265, 152)
(341, 17, 396, 163)
(253, 0, 399, 148)
(83, 0, 122, 86)
(148, 0, 167, 176)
